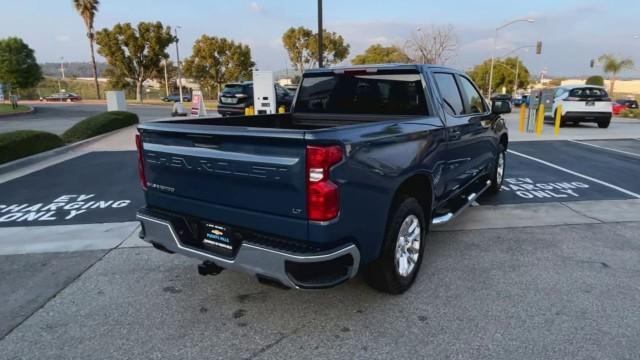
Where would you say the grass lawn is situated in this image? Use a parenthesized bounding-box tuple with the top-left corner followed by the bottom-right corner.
(0, 104, 30, 114)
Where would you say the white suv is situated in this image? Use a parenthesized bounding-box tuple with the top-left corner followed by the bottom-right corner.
(546, 85, 612, 128)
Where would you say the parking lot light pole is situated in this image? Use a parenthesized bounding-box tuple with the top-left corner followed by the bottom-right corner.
(416, 27, 426, 64)
(499, 45, 535, 96)
(317, 0, 323, 68)
(175, 26, 184, 103)
(163, 59, 170, 97)
(488, 18, 535, 98)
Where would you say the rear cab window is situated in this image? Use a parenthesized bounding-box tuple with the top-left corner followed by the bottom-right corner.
(222, 84, 252, 95)
(295, 71, 428, 116)
(568, 87, 608, 99)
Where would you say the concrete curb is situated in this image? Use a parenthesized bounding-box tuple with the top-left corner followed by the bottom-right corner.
(0, 125, 137, 176)
(0, 105, 35, 118)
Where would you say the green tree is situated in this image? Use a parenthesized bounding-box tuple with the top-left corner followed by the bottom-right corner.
(352, 44, 410, 65)
(95, 22, 175, 102)
(598, 54, 634, 94)
(282, 26, 350, 73)
(585, 75, 605, 86)
(182, 35, 254, 99)
(0, 37, 43, 96)
(468, 57, 530, 95)
(72, 0, 101, 99)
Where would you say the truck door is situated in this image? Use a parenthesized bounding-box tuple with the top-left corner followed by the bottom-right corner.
(455, 74, 495, 180)
(432, 72, 476, 199)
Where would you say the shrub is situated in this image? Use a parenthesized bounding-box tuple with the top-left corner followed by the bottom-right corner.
(619, 108, 640, 118)
(585, 75, 605, 86)
(0, 130, 64, 165)
(61, 111, 139, 143)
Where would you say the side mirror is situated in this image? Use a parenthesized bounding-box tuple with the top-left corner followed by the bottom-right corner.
(491, 99, 512, 114)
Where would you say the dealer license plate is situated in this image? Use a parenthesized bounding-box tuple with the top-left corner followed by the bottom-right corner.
(201, 222, 235, 255)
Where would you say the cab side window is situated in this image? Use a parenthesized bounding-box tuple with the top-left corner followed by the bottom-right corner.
(458, 76, 487, 114)
(434, 73, 464, 116)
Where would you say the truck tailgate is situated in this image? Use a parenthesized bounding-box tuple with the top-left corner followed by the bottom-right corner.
(139, 123, 308, 232)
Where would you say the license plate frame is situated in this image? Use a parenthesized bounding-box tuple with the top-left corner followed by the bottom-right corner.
(200, 222, 236, 256)
(221, 96, 238, 104)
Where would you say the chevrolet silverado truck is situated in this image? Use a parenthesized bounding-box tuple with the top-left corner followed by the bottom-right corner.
(135, 64, 510, 294)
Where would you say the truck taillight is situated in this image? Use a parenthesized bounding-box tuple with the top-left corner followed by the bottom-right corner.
(135, 134, 148, 190)
(306, 145, 343, 221)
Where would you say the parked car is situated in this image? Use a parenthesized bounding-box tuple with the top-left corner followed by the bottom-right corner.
(612, 101, 627, 116)
(284, 84, 299, 93)
(217, 82, 294, 116)
(546, 85, 612, 128)
(135, 64, 509, 294)
(43, 92, 82, 102)
(162, 94, 192, 102)
(614, 99, 639, 115)
(512, 94, 529, 106)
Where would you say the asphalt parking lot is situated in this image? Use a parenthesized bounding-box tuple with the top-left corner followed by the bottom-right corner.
(0, 103, 173, 134)
(1, 139, 638, 227)
(1, 124, 640, 359)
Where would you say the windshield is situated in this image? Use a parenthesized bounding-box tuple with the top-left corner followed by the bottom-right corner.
(295, 72, 428, 115)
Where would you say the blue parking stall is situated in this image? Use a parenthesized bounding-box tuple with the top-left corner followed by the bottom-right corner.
(508, 140, 640, 196)
(0, 151, 143, 227)
(479, 147, 633, 205)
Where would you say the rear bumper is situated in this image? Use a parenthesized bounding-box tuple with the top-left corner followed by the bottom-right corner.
(563, 111, 611, 122)
(217, 104, 247, 116)
(136, 208, 360, 289)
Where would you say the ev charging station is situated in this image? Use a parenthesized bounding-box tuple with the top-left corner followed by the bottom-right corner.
(252, 70, 276, 114)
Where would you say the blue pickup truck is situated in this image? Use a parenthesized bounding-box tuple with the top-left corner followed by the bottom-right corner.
(135, 64, 510, 294)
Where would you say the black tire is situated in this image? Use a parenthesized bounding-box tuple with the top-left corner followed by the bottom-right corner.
(488, 144, 506, 193)
(598, 118, 611, 128)
(365, 197, 427, 294)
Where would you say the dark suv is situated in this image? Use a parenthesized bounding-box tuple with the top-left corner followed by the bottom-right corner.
(217, 82, 294, 116)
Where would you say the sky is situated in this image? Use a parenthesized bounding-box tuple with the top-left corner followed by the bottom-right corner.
(1, 0, 639, 78)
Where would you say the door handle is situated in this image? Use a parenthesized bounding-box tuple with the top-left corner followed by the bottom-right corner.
(448, 129, 462, 141)
(449, 129, 462, 139)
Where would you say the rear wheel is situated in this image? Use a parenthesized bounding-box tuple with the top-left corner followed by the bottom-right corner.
(365, 197, 426, 294)
(488, 144, 506, 193)
(598, 118, 611, 128)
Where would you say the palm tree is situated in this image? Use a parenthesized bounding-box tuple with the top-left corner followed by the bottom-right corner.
(598, 54, 634, 95)
(73, 0, 101, 99)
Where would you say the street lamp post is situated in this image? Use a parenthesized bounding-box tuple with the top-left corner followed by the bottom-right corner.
(416, 27, 426, 64)
(163, 59, 170, 97)
(317, 0, 323, 68)
(174, 26, 184, 103)
(488, 18, 535, 98)
(60, 57, 65, 80)
(499, 45, 535, 96)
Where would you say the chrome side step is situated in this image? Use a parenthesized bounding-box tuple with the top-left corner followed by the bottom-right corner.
(432, 180, 491, 225)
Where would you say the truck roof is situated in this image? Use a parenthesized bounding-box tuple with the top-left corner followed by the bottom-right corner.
(304, 63, 462, 74)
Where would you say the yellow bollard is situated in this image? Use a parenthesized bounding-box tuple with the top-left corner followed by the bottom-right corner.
(535, 104, 545, 135)
(554, 104, 562, 136)
(278, 105, 286, 114)
(518, 104, 526, 133)
(244, 105, 254, 116)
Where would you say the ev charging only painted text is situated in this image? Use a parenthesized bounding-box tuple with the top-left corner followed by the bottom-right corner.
(0, 194, 131, 223)
(502, 178, 589, 199)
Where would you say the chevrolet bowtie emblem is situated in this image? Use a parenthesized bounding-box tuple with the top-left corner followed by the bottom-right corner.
(211, 229, 224, 236)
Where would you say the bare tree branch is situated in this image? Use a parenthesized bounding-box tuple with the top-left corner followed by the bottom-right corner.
(406, 24, 457, 65)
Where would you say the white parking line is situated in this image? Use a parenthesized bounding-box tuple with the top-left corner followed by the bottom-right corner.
(568, 139, 640, 158)
(507, 150, 640, 199)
